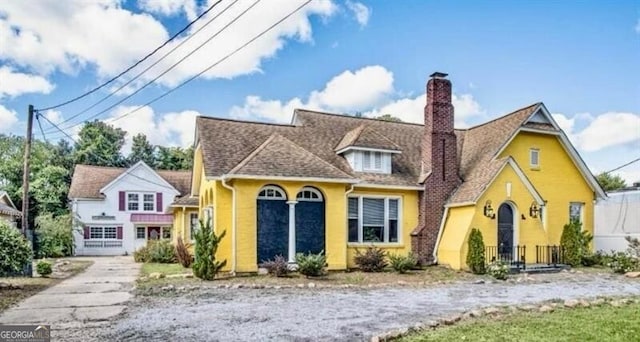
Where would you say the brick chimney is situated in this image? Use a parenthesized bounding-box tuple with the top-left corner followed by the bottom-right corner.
(412, 72, 460, 264)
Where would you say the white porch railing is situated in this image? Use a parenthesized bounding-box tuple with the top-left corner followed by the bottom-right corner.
(84, 240, 123, 248)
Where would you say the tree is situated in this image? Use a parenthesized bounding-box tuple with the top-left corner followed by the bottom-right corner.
(128, 133, 156, 167)
(156, 146, 193, 170)
(31, 165, 70, 216)
(376, 114, 403, 122)
(466, 228, 486, 274)
(192, 218, 227, 280)
(596, 172, 626, 192)
(560, 220, 592, 266)
(73, 120, 126, 167)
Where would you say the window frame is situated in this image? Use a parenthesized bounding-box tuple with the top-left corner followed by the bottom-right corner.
(257, 186, 286, 200)
(126, 192, 155, 212)
(529, 148, 540, 168)
(569, 202, 584, 225)
(362, 151, 384, 173)
(347, 195, 402, 244)
(88, 226, 119, 240)
(189, 213, 199, 241)
(136, 227, 146, 239)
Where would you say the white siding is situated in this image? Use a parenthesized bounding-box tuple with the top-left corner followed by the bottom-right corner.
(594, 190, 640, 252)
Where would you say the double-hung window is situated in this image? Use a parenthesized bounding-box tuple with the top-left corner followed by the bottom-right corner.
(127, 193, 139, 211)
(89, 226, 118, 239)
(569, 202, 583, 224)
(348, 196, 400, 243)
(126, 192, 155, 211)
(143, 194, 155, 211)
(362, 151, 384, 172)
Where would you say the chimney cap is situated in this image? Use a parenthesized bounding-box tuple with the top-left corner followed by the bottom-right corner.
(430, 72, 448, 79)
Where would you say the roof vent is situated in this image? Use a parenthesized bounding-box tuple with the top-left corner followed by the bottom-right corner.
(430, 72, 448, 79)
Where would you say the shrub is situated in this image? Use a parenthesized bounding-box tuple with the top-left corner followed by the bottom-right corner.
(261, 255, 290, 277)
(35, 214, 74, 258)
(560, 220, 592, 266)
(354, 246, 387, 272)
(487, 260, 509, 280)
(296, 251, 327, 277)
(581, 250, 606, 267)
(626, 236, 640, 260)
(36, 260, 53, 277)
(607, 251, 638, 274)
(175, 237, 193, 268)
(193, 219, 227, 280)
(148, 240, 176, 263)
(133, 245, 150, 263)
(466, 228, 486, 274)
(388, 253, 418, 274)
(0, 222, 33, 276)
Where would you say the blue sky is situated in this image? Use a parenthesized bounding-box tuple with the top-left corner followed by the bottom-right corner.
(1, 0, 639, 182)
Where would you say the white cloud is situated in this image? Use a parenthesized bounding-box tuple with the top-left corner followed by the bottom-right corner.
(1, 0, 336, 88)
(138, 0, 198, 20)
(552, 113, 577, 143)
(106, 105, 198, 153)
(43, 109, 63, 124)
(230, 65, 484, 126)
(575, 112, 640, 152)
(0, 66, 54, 98)
(0, 105, 19, 132)
(345, 1, 370, 28)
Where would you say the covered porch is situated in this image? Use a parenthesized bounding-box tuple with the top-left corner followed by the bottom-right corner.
(485, 244, 569, 273)
(131, 213, 173, 249)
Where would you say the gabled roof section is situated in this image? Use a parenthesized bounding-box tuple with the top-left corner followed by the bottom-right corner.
(100, 161, 178, 195)
(0, 191, 21, 217)
(227, 134, 355, 181)
(69, 164, 191, 199)
(334, 124, 402, 153)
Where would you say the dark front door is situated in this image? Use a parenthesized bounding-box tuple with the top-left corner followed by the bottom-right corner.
(257, 199, 289, 264)
(147, 226, 160, 240)
(295, 200, 325, 255)
(497, 204, 514, 258)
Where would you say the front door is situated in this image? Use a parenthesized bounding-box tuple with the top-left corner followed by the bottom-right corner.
(497, 203, 514, 259)
(257, 198, 289, 264)
(295, 195, 325, 255)
(147, 226, 161, 240)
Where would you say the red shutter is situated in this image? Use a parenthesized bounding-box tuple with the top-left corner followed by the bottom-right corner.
(83, 226, 90, 239)
(116, 226, 123, 240)
(119, 191, 126, 211)
(156, 193, 163, 212)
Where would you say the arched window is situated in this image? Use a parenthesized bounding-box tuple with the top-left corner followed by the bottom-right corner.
(257, 185, 286, 200)
(296, 187, 323, 202)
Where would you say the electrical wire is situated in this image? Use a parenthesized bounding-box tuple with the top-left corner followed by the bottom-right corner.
(46, 0, 240, 132)
(604, 157, 640, 174)
(35, 0, 224, 112)
(48, 0, 261, 137)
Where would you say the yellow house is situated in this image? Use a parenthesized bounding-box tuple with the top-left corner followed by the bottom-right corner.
(173, 72, 605, 273)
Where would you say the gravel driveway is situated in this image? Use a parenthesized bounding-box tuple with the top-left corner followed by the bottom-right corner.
(59, 272, 639, 341)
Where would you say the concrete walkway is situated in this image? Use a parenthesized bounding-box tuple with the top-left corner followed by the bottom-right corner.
(0, 256, 140, 329)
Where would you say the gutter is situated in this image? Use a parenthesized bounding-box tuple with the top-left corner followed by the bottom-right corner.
(344, 184, 356, 267)
(221, 177, 237, 275)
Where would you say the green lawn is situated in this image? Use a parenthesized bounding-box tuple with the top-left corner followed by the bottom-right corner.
(399, 301, 640, 342)
(140, 262, 191, 277)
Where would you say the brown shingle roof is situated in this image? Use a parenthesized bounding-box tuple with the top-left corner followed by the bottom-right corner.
(69, 164, 191, 199)
(196, 103, 551, 200)
(171, 195, 199, 206)
(334, 125, 401, 152)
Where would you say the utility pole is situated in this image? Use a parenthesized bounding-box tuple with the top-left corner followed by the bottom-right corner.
(21, 105, 34, 236)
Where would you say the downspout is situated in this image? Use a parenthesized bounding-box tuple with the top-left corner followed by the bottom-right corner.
(344, 184, 355, 268)
(432, 206, 450, 264)
(221, 177, 237, 275)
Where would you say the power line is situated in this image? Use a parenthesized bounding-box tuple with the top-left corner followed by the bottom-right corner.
(37, 112, 178, 191)
(51, 0, 311, 136)
(35, 113, 47, 142)
(605, 157, 640, 174)
(46, 0, 239, 132)
(47, 0, 261, 137)
(35, 0, 224, 112)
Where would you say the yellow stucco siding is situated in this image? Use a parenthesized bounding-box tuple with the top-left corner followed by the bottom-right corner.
(437, 131, 596, 270)
(346, 188, 418, 268)
(498, 132, 595, 242)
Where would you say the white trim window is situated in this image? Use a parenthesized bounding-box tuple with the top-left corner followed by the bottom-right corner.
(89, 226, 118, 240)
(529, 148, 540, 168)
(190, 213, 199, 241)
(296, 187, 323, 201)
(348, 196, 400, 243)
(363, 151, 384, 172)
(127, 192, 156, 212)
(257, 186, 286, 200)
(136, 227, 146, 239)
(569, 202, 584, 224)
(162, 226, 172, 239)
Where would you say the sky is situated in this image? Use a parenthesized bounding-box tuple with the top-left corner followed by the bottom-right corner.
(1, 0, 639, 183)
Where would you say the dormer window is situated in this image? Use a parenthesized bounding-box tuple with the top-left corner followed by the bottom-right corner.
(342, 149, 394, 174)
(363, 151, 383, 172)
(334, 125, 401, 175)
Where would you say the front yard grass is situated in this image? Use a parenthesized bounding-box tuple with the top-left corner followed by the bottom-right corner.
(0, 258, 93, 313)
(398, 300, 640, 342)
(140, 262, 192, 277)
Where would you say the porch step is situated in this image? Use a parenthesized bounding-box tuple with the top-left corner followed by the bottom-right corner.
(513, 263, 570, 274)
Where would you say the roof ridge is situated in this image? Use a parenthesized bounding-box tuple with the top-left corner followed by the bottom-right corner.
(197, 115, 294, 127)
(294, 108, 425, 127)
(465, 102, 541, 131)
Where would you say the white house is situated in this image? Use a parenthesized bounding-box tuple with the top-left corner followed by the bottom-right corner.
(594, 184, 640, 252)
(69, 161, 191, 256)
(0, 191, 21, 228)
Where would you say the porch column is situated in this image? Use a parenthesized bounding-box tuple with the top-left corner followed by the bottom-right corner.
(287, 200, 297, 263)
